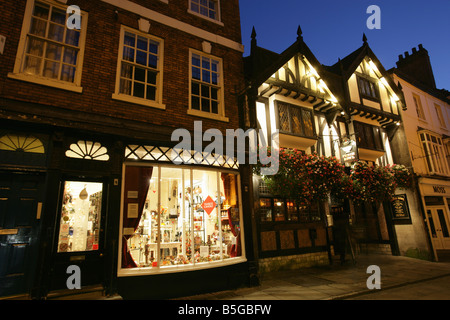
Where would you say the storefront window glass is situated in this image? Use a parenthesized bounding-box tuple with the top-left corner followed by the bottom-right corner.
(57, 181, 103, 252)
(122, 165, 242, 271)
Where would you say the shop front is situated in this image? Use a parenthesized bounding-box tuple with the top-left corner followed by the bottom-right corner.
(116, 145, 250, 299)
(419, 179, 450, 261)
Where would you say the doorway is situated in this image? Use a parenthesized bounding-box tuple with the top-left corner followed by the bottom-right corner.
(49, 179, 107, 291)
(0, 172, 45, 298)
(426, 207, 450, 250)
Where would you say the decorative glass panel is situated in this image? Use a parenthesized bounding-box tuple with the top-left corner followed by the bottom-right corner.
(0, 134, 45, 153)
(65, 141, 109, 161)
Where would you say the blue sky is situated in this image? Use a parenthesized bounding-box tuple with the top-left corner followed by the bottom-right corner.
(239, 0, 450, 90)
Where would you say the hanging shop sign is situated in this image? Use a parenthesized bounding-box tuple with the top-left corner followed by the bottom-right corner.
(390, 194, 411, 223)
(340, 138, 357, 164)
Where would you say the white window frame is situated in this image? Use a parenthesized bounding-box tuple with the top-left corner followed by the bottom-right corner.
(112, 25, 165, 110)
(8, 0, 88, 93)
(434, 104, 447, 129)
(187, 0, 224, 26)
(188, 49, 228, 122)
(420, 131, 450, 176)
(412, 93, 426, 120)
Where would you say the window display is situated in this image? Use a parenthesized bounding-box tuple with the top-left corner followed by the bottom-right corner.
(57, 181, 103, 252)
(121, 165, 243, 271)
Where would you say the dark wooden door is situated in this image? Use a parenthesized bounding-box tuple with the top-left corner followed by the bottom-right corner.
(0, 172, 44, 297)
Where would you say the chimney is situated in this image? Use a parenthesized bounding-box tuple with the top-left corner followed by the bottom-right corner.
(395, 44, 436, 89)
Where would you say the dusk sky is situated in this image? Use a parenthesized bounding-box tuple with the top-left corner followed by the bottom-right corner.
(239, 0, 450, 91)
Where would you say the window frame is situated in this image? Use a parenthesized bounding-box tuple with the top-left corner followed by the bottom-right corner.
(275, 101, 316, 139)
(188, 0, 223, 26)
(357, 75, 380, 102)
(112, 25, 165, 110)
(118, 162, 245, 276)
(353, 121, 384, 152)
(188, 49, 228, 122)
(412, 93, 426, 120)
(419, 131, 450, 176)
(8, 0, 88, 93)
(258, 196, 322, 224)
(434, 103, 447, 128)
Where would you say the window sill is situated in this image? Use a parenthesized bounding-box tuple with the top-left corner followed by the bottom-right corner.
(187, 109, 229, 122)
(187, 9, 224, 26)
(7, 73, 83, 93)
(117, 256, 246, 277)
(112, 93, 166, 110)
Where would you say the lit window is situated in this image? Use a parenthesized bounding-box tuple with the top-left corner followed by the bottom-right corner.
(0, 134, 44, 153)
(419, 132, 449, 176)
(120, 165, 243, 272)
(357, 76, 379, 101)
(276, 101, 315, 138)
(57, 181, 103, 252)
(10, 0, 87, 90)
(65, 140, 109, 161)
(190, 51, 222, 115)
(114, 27, 163, 107)
(190, 0, 219, 21)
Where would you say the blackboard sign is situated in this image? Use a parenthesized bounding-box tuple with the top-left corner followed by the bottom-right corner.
(391, 194, 411, 223)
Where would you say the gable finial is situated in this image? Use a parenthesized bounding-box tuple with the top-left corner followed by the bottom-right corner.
(297, 25, 303, 40)
(362, 33, 368, 44)
(251, 26, 257, 41)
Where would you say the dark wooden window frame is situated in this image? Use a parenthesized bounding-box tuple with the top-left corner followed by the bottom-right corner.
(353, 121, 384, 152)
(356, 74, 380, 103)
(275, 100, 316, 139)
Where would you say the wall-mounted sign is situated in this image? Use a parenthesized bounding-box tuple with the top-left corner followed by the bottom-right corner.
(340, 138, 357, 164)
(391, 194, 411, 223)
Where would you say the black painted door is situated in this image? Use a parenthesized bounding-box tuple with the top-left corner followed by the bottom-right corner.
(0, 172, 44, 297)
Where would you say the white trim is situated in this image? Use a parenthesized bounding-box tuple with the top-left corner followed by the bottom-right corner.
(187, 109, 229, 122)
(11, 0, 88, 90)
(100, 0, 244, 53)
(112, 93, 166, 109)
(8, 72, 83, 93)
(113, 25, 165, 108)
(188, 49, 228, 121)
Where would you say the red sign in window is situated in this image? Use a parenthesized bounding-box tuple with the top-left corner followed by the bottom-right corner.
(201, 195, 216, 215)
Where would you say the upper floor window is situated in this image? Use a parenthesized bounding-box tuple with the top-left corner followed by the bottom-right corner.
(190, 0, 220, 21)
(435, 104, 447, 128)
(9, 0, 87, 92)
(420, 132, 449, 176)
(413, 94, 426, 120)
(276, 101, 315, 138)
(189, 50, 225, 119)
(353, 121, 384, 151)
(113, 26, 164, 109)
(357, 76, 379, 101)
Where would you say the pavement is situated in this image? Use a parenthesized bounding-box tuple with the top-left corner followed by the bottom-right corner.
(24, 253, 450, 300)
(177, 253, 450, 300)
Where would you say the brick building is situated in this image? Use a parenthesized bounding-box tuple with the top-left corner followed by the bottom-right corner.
(0, 0, 254, 299)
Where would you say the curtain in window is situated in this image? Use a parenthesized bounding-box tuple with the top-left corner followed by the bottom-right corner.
(122, 166, 153, 268)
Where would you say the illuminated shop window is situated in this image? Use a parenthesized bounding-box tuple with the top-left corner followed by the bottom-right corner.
(0, 134, 45, 153)
(121, 165, 243, 272)
(57, 181, 103, 252)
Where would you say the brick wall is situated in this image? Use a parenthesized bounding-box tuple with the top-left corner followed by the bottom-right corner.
(0, 0, 244, 136)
